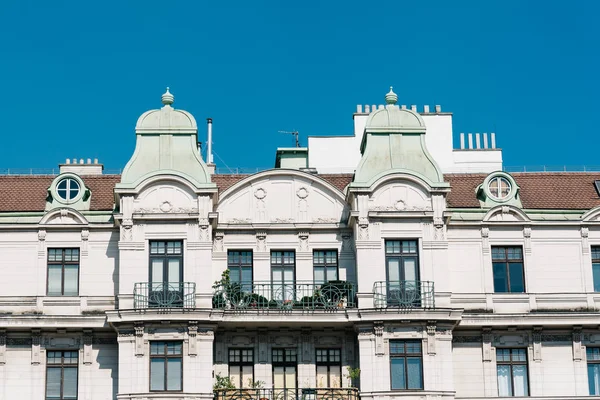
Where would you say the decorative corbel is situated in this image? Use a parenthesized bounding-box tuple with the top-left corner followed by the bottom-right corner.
(482, 327, 493, 362)
(37, 229, 47, 257)
(81, 229, 89, 257)
(188, 321, 198, 356)
(298, 231, 310, 252)
(213, 231, 224, 252)
(523, 227, 532, 255)
(134, 323, 144, 356)
(256, 231, 267, 252)
(573, 326, 583, 361)
(426, 321, 437, 355)
(481, 226, 490, 254)
(532, 327, 542, 361)
(31, 329, 41, 365)
(83, 330, 93, 364)
(358, 217, 369, 241)
(258, 328, 268, 363)
(582, 227, 590, 255)
(301, 328, 312, 362)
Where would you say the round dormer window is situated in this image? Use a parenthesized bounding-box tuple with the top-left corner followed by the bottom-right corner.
(488, 176, 511, 200)
(56, 178, 81, 201)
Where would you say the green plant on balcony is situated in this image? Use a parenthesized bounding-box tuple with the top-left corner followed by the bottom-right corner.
(247, 378, 265, 389)
(316, 280, 354, 308)
(213, 374, 236, 390)
(344, 366, 360, 388)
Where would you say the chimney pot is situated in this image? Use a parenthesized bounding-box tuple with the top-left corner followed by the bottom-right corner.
(365, 105, 370, 113)
(435, 105, 441, 113)
(423, 105, 430, 113)
(87, 158, 91, 164)
(410, 105, 417, 112)
(65, 159, 71, 164)
(94, 158, 98, 164)
(79, 159, 84, 164)
(460, 133, 465, 149)
(72, 158, 77, 164)
(357, 105, 363, 113)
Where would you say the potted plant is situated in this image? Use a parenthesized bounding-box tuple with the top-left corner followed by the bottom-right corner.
(344, 366, 361, 389)
(214, 374, 237, 400)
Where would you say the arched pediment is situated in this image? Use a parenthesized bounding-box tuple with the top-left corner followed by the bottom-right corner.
(582, 206, 600, 222)
(483, 205, 531, 223)
(217, 169, 349, 225)
(132, 177, 199, 214)
(39, 208, 89, 226)
(369, 177, 433, 212)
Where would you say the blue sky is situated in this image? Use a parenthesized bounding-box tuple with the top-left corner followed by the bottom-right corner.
(0, 1, 598, 172)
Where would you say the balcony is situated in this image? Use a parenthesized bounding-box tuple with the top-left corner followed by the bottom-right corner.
(214, 388, 358, 400)
(212, 281, 357, 311)
(133, 282, 196, 309)
(373, 280, 435, 309)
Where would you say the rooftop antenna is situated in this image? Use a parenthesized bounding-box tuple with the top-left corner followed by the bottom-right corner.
(278, 130, 300, 148)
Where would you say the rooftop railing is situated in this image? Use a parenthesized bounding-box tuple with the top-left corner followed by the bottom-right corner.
(373, 280, 435, 309)
(212, 280, 356, 311)
(214, 387, 359, 400)
(133, 282, 196, 309)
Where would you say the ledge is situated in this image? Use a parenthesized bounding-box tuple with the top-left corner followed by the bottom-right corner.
(0, 314, 108, 328)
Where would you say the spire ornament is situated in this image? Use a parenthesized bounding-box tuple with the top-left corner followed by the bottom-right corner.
(161, 87, 174, 106)
(385, 86, 398, 105)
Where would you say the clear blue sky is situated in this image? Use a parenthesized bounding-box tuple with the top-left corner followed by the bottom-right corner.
(1, 1, 599, 172)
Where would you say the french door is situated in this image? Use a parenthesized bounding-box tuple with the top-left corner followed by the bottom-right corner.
(271, 251, 296, 302)
(149, 241, 183, 307)
(385, 240, 420, 307)
(273, 348, 297, 400)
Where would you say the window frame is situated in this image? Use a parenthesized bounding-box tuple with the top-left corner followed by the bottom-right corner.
(313, 250, 339, 285)
(389, 340, 424, 391)
(587, 347, 600, 395)
(315, 348, 342, 388)
(47, 248, 80, 296)
(270, 250, 296, 284)
(496, 348, 529, 397)
(149, 341, 183, 392)
(227, 250, 254, 287)
(228, 348, 254, 388)
(491, 246, 526, 293)
(45, 350, 79, 400)
(384, 240, 420, 282)
(591, 247, 600, 292)
(148, 240, 184, 284)
(272, 348, 298, 389)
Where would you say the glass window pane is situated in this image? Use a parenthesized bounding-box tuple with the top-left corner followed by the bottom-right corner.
(403, 258, 417, 281)
(387, 259, 400, 282)
(406, 341, 421, 354)
(241, 365, 253, 388)
(316, 365, 328, 388)
(593, 247, 600, 261)
(46, 368, 62, 398)
(150, 358, 165, 391)
(390, 358, 406, 389)
(509, 263, 525, 293)
(229, 267, 241, 284)
(285, 367, 296, 389)
(512, 365, 529, 396)
(63, 367, 78, 399)
(273, 366, 285, 387)
(326, 266, 338, 281)
(330, 365, 342, 388)
(406, 357, 423, 389)
(589, 363, 600, 395)
(497, 365, 512, 396)
(230, 365, 241, 387)
(314, 268, 325, 284)
(168, 259, 180, 283)
(48, 265, 63, 295)
(167, 342, 182, 355)
(63, 264, 79, 296)
(166, 358, 182, 391)
(241, 267, 252, 285)
(151, 260, 164, 285)
(512, 349, 526, 362)
(593, 264, 600, 292)
(150, 342, 162, 355)
(493, 263, 509, 293)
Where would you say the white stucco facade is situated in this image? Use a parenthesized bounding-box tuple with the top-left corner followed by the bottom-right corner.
(0, 88, 599, 400)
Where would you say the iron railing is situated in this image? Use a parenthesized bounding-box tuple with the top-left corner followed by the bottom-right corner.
(133, 282, 196, 309)
(373, 280, 435, 309)
(214, 388, 358, 400)
(212, 281, 356, 311)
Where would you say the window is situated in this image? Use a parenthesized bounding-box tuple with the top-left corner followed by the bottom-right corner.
(272, 349, 297, 389)
(229, 349, 254, 388)
(150, 341, 182, 392)
(228, 250, 253, 288)
(496, 348, 528, 396)
(592, 247, 600, 292)
(488, 176, 511, 200)
(492, 247, 525, 293)
(46, 351, 78, 400)
(313, 250, 338, 285)
(385, 240, 420, 306)
(316, 349, 342, 388)
(47, 249, 79, 296)
(588, 347, 600, 395)
(271, 251, 295, 301)
(149, 241, 183, 307)
(389, 340, 423, 390)
(56, 178, 81, 202)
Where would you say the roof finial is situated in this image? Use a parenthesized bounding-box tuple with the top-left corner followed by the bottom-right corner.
(162, 87, 174, 106)
(385, 86, 398, 105)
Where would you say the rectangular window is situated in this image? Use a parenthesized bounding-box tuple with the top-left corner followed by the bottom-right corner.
(229, 349, 254, 388)
(47, 249, 80, 296)
(389, 340, 423, 390)
(385, 240, 420, 306)
(228, 250, 253, 288)
(150, 341, 183, 392)
(492, 246, 525, 293)
(149, 241, 183, 307)
(588, 347, 600, 395)
(316, 349, 342, 388)
(592, 247, 600, 292)
(272, 349, 297, 389)
(271, 251, 295, 301)
(313, 250, 338, 285)
(496, 348, 529, 397)
(46, 351, 78, 400)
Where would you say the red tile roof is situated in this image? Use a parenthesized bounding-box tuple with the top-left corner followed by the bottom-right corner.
(1, 172, 599, 213)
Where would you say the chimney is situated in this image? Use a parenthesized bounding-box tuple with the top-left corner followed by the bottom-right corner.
(206, 118, 215, 174)
(59, 158, 103, 175)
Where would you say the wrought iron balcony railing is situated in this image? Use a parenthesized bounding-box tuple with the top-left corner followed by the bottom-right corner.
(373, 280, 435, 309)
(212, 280, 356, 311)
(214, 388, 358, 400)
(133, 282, 196, 309)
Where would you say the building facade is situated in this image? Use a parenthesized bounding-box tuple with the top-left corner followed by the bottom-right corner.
(1, 87, 600, 400)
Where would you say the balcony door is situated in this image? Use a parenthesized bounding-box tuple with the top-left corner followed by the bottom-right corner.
(271, 251, 295, 302)
(385, 240, 420, 307)
(149, 241, 183, 307)
(273, 349, 297, 397)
